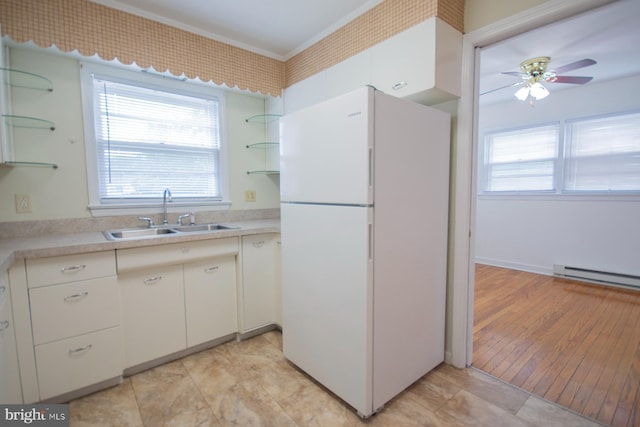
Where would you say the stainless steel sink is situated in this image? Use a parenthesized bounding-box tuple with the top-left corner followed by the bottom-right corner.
(173, 224, 236, 232)
(104, 227, 177, 240)
(104, 223, 237, 240)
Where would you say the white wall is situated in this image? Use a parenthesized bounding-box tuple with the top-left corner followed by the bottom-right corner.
(476, 74, 640, 276)
(0, 47, 280, 221)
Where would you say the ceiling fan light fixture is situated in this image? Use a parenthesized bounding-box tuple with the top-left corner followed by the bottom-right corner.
(514, 85, 530, 101)
(530, 82, 549, 99)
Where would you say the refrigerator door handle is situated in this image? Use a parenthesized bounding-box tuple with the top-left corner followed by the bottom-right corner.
(368, 147, 373, 189)
(368, 223, 373, 261)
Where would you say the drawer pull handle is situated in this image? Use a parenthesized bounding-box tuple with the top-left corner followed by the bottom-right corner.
(64, 291, 89, 302)
(69, 344, 93, 355)
(252, 241, 265, 248)
(204, 266, 219, 273)
(61, 265, 86, 273)
(392, 81, 407, 91)
(0, 320, 9, 332)
(144, 276, 162, 285)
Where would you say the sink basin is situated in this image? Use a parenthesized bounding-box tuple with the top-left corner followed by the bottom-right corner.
(173, 224, 236, 232)
(104, 227, 177, 240)
(104, 223, 238, 240)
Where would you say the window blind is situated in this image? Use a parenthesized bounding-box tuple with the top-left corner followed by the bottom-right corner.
(91, 76, 221, 202)
(484, 124, 559, 192)
(564, 111, 640, 192)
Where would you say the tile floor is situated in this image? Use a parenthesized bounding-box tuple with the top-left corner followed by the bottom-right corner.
(69, 331, 603, 426)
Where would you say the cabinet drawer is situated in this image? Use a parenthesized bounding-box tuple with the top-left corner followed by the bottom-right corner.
(26, 251, 116, 288)
(116, 237, 239, 273)
(30, 276, 119, 345)
(34, 326, 122, 400)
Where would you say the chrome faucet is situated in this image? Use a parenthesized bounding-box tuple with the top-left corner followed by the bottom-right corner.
(162, 188, 172, 225)
(177, 213, 190, 225)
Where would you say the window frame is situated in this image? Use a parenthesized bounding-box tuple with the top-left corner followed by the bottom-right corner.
(563, 109, 640, 194)
(80, 62, 229, 215)
(480, 122, 562, 195)
(479, 110, 640, 199)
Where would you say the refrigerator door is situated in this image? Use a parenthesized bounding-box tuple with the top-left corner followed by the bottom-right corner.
(281, 202, 374, 416)
(280, 87, 374, 205)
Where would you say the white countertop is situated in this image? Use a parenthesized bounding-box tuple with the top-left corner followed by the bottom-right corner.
(0, 218, 280, 271)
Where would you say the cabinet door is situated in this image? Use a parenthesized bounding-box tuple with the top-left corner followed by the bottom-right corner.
(118, 266, 186, 368)
(283, 72, 327, 115)
(184, 256, 237, 347)
(241, 234, 279, 332)
(0, 271, 23, 403)
(371, 19, 435, 99)
(325, 49, 372, 100)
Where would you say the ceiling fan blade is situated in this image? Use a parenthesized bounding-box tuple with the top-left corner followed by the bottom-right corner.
(501, 71, 524, 78)
(480, 82, 523, 96)
(552, 58, 597, 74)
(551, 76, 594, 84)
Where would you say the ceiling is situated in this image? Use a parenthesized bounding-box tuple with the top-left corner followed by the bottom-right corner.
(88, 0, 382, 60)
(479, 0, 640, 105)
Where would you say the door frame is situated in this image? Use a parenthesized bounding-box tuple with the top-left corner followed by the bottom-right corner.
(448, 0, 617, 368)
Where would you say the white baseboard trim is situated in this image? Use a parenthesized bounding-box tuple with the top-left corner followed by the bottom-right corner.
(475, 258, 552, 276)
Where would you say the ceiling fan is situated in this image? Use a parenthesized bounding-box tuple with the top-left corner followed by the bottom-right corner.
(482, 56, 597, 105)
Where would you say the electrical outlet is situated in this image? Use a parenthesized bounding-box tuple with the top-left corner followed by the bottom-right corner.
(15, 194, 32, 213)
(244, 190, 256, 202)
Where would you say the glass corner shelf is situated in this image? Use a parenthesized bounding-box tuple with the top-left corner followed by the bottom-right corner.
(2, 115, 55, 130)
(246, 170, 279, 175)
(245, 114, 281, 124)
(3, 161, 58, 169)
(1, 68, 53, 91)
(246, 142, 279, 149)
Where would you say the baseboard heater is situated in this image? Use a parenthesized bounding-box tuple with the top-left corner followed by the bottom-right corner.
(553, 264, 640, 290)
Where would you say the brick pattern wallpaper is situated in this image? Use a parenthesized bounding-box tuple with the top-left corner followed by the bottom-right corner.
(0, 0, 463, 95)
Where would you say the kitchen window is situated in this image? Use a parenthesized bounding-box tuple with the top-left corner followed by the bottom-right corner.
(80, 62, 228, 214)
(480, 110, 640, 196)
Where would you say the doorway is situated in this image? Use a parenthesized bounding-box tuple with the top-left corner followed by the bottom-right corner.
(462, 1, 637, 425)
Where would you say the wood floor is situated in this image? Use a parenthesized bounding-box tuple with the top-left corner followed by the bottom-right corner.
(473, 264, 640, 427)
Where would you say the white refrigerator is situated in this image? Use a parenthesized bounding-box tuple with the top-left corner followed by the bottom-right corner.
(280, 86, 450, 418)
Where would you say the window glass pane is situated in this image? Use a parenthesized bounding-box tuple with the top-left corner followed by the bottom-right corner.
(91, 76, 221, 202)
(565, 111, 640, 192)
(484, 124, 559, 192)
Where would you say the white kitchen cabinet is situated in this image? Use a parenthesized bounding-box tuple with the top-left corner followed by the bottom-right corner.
(283, 71, 327, 114)
(118, 265, 186, 369)
(24, 250, 122, 401)
(371, 17, 461, 105)
(240, 233, 281, 332)
(325, 49, 372, 100)
(117, 238, 239, 368)
(284, 17, 461, 112)
(184, 256, 237, 347)
(26, 251, 117, 288)
(34, 326, 122, 400)
(0, 270, 23, 403)
(29, 276, 119, 345)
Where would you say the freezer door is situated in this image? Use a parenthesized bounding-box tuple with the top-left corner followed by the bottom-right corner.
(281, 203, 374, 416)
(280, 87, 374, 205)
